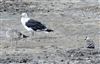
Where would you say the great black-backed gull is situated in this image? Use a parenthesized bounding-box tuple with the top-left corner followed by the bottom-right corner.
(85, 36, 95, 49)
(21, 13, 54, 36)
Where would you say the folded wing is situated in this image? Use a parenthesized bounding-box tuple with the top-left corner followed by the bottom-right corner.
(26, 19, 46, 31)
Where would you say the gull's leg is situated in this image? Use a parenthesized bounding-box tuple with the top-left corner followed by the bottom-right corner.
(31, 31, 34, 36)
(10, 40, 15, 49)
(11, 39, 13, 49)
(29, 31, 34, 39)
(15, 40, 17, 50)
(11, 40, 17, 50)
(10, 39, 15, 49)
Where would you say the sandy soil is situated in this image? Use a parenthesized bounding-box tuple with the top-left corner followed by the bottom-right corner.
(0, 0, 100, 64)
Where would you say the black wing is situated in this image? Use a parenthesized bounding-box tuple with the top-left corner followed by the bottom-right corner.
(26, 19, 46, 31)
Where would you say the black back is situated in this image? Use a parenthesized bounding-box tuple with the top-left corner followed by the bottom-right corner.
(26, 19, 46, 31)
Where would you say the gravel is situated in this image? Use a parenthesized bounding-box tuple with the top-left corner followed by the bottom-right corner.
(0, 46, 99, 64)
(0, 0, 100, 64)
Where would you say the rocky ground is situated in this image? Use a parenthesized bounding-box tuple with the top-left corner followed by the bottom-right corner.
(0, 45, 100, 64)
(0, 0, 100, 64)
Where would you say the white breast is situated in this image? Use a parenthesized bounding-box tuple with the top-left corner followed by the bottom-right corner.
(21, 18, 33, 31)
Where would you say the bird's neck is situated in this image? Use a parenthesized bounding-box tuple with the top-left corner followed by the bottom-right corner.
(21, 17, 30, 22)
(21, 17, 30, 26)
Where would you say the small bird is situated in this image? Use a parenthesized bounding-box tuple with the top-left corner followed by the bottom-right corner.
(21, 13, 54, 36)
(6, 29, 28, 48)
(85, 36, 95, 49)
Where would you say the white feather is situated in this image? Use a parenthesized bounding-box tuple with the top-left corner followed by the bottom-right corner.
(21, 13, 33, 31)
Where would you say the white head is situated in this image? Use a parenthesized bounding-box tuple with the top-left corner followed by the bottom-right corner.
(21, 13, 28, 18)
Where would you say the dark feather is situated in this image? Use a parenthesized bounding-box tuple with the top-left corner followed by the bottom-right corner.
(22, 34, 29, 38)
(19, 32, 29, 38)
(26, 19, 46, 31)
(45, 29, 54, 32)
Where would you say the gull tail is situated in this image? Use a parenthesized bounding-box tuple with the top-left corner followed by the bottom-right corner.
(45, 29, 54, 32)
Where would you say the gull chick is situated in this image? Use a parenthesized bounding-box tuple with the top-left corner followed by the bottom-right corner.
(85, 36, 95, 49)
(6, 29, 28, 48)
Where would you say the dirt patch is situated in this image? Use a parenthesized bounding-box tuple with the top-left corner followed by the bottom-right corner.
(0, 46, 100, 64)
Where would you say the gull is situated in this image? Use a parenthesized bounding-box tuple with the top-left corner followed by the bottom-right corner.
(85, 36, 95, 49)
(6, 29, 28, 49)
(21, 13, 54, 37)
